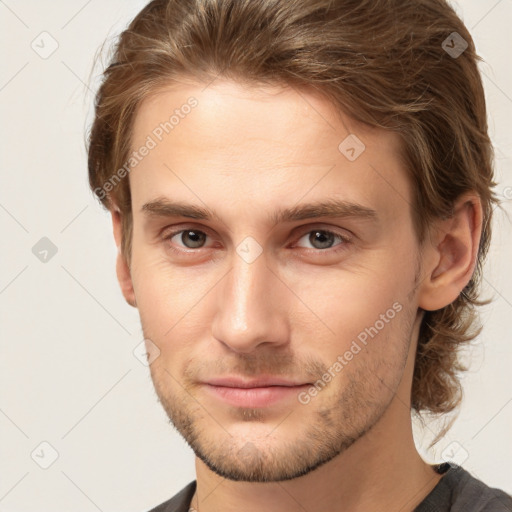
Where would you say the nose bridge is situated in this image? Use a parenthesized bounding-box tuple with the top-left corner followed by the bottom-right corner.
(231, 249, 267, 328)
(211, 243, 288, 352)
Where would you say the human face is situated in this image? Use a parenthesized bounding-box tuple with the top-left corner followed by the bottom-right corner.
(125, 79, 422, 482)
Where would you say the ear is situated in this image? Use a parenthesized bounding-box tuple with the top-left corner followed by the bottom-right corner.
(417, 192, 483, 311)
(111, 208, 137, 308)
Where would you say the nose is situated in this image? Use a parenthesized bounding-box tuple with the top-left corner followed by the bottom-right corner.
(211, 246, 290, 354)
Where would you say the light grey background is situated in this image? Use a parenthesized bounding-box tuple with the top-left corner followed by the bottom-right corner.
(0, 1, 511, 510)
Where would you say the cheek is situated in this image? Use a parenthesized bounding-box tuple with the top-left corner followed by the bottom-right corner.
(129, 243, 219, 359)
(290, 256, 414, 356)
(130, 242, 179, 334)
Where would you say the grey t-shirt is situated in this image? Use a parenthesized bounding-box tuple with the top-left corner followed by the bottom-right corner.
(147, 463, 512, 512)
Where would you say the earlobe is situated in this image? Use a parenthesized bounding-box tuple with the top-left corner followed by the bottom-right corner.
(111, 209, 137, 308)
(418, 193, 482, 312)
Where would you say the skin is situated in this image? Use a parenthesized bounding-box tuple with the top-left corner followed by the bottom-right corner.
(111, 79, 482, 512)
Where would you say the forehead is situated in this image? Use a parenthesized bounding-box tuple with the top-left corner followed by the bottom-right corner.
(128, 79, 411, 223)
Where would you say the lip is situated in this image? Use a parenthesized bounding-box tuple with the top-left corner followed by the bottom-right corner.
(205, 376, 310, 388)
(201, 376, 312, 408)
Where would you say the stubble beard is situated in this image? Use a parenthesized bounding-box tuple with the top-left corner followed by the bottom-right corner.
(147, 318, 413, 483)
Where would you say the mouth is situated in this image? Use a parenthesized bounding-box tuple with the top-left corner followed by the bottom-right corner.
(201, 376, 312, 408)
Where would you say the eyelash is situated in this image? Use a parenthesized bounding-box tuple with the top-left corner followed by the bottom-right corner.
(161, 226, 352, 257)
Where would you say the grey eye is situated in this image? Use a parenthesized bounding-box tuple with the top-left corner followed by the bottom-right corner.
(175, 230, 208, 249)
(297, 230, 343, 250)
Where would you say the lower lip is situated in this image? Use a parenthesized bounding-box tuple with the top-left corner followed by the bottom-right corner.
(203, 384, 311, 408)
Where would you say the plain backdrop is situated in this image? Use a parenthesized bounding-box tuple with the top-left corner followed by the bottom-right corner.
(0, 1, 511, 510)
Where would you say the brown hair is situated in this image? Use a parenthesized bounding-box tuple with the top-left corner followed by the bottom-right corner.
(87, 0, 497, 444)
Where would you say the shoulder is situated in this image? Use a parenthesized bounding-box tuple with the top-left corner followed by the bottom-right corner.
(451, 465, 512, 512)
(416, 463, 512, 512)
(146, 481, 197, 512)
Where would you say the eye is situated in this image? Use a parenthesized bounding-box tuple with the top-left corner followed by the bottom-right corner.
(162, 225, 351, 255)
(294, 229, 350, 252)
(165, 229, 211, 250)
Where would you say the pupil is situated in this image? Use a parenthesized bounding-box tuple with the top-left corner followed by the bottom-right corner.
(311, 230, 333, 249)
(184, 230, 205, 248)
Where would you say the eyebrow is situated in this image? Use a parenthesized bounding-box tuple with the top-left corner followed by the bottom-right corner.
(141, 197, 378, 225)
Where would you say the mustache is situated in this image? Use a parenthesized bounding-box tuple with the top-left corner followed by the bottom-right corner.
(183, 352, 328, 383)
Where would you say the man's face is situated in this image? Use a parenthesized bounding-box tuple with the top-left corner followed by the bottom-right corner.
(125, 79, 423, 482)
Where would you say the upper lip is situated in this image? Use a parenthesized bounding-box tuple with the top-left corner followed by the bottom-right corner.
(204, 376, 310, 388)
